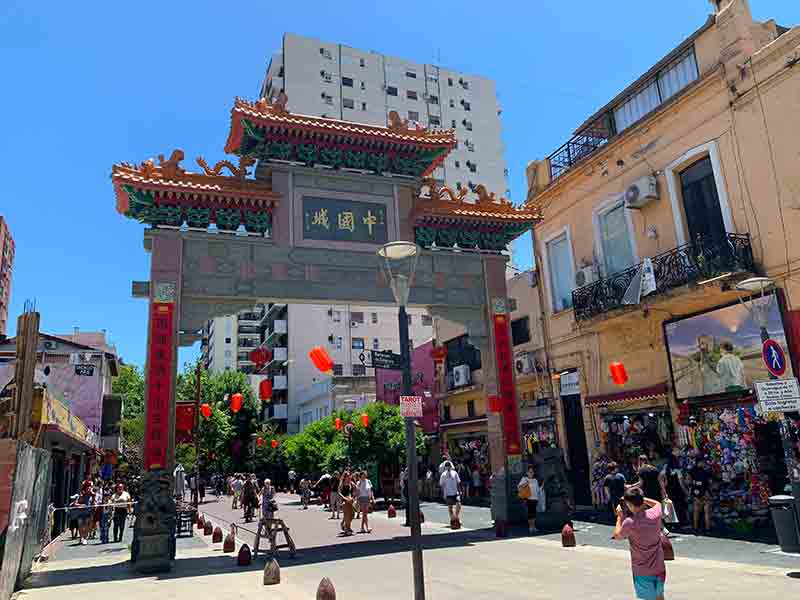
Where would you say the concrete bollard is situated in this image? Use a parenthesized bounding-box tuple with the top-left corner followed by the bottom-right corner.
(263, 559, 280, 585)
(223, 524, 237, 553)
(316, 577, 336, 600)
(561, 522, 576, 547)
(495, 520, 507, 538)
(237, 543, 252, 566)
(212, 526, 223, 543)
(204, 520, 213, 535)
(387, 504, 396, 518)
(197, 514, 205, 530)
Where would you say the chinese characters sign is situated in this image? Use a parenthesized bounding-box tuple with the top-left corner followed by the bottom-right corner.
(144, 302, 174, 470)
(494, 313, 522, 455)
(303, 196, 388, 244)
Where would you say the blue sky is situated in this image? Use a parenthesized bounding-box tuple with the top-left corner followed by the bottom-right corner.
(2, 1, 797, 368)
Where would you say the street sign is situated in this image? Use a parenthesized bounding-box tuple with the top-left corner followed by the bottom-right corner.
(754, 378, 800, 413)
(400, 395, 423, 418)
(74, 364, 95, 376)
(371, 349, 403, 370)
(762, 339, 787, 377)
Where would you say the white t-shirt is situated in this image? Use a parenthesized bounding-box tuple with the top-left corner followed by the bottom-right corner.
(440, 469, 461, 497)
(518, 476, 540, 501)
(357, 479, 373, 499)
(111, 491, 131, 509)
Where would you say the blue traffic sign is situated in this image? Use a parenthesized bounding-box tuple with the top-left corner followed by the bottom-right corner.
(762, 339, 787, 377)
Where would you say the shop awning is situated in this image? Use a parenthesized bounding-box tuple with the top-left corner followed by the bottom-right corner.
(439, 416, 488, 429)
(585, 383, 668, 407)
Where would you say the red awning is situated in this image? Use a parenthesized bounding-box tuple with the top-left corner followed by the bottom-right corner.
(585, 383, 669, 407)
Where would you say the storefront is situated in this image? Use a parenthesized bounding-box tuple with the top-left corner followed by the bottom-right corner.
(440, 418, 490, 499)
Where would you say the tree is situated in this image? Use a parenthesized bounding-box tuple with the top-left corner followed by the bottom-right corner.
(113, 364, 145, 419)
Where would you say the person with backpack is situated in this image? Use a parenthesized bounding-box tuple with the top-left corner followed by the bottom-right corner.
(439, 461, 462, 528)
(517, 465, 542, 534)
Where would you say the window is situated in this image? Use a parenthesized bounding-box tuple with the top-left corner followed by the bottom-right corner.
(352, 364, 366, 376)
(429, 116, 441, 127)
(614, 49, 698, 132)
(336, 336, 343, 350)
(343, 98, 355, 109)
(456, 182, 462, 190)
(546, 232, 574, 312)
(467, 400, 476, 417)
(428, 94, 439, 105)
(371, 312, 378, 324)
(463, 120, 473, 131)
(443, 405, 451, 421)
(386, 86, 398, 96)
(320, 70, 333, 83)
(332, 310, 342, 322)
(454, 160, 460, 168)
(405, 70, 417, 79)
(468, 162, 477, 173)
(322, 93, 333, 105)
(224, 350, 232, 358)
(461, 79, 470, 90)
(598, 202, 635, 276)
(303, 411, 313, 426)
(359, 58, 366, 67)
(451, 119, 456, 128)
(360, 81, 366, 91)
(352, 337, 365, 350)
(422, 315, 433, 326)
(319, 48, 332, 59)
(447, 77, 453, 86)
(511, 317, 531, 346)
(342, 76, 354, 87)
(225, 337, 231, 344)
(407, 314, 413, 325)
(406, 90, 418, 100)
(467, 141, 475, 152)
(361, 102, 367, 111)
(408, 110, 419, 121)
(333, 364, 344, 376)
(373, 338, 380, 350)
(444, 333, 481, 372)
(680, 156, 727, 242)
(462, 100, 471, 111)
(449, 99, 455, 108)
(351, 311, 364, 324)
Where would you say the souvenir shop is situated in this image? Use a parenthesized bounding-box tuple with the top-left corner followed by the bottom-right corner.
(442, 427, 490, 497)
(671, 396, 798, 531)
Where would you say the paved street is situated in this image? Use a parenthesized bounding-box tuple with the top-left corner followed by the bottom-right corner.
(19, 494, 800, 600)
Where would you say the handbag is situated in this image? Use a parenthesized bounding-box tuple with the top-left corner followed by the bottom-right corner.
(518, 485, 531, 500)
(662, 498, 678, 524)
(661, 534, 675, 561)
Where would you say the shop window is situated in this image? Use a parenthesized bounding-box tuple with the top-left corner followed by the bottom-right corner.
(511, 317, 531, 346)
(467, 400, 475, 417)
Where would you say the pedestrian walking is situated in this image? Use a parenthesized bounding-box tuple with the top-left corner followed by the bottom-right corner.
(317, 473, 332, 509)
(99, 490, 112, 544)
(689, 457, 713, 534)
(261, 479, 277, 520)
(630, 455, 670, 536)
(439, 461, 462, 528)
(242, 476, 258, 522)
(198, 477, 206, 504)
(339, 471, 355, 536)
(663, 451, 688, 527)
(517, 465, 542, 534)
(472, 465, 483, 498)
(75, 481, 95, 545)
(356, 470, 374, 534)
(288, 469, 296, 494)
(189, 474, 198, 506)
(111, 482, 132, 543)
(613, 488, 667, 600)
(68, 494, 80, 539)
(603, 462, 627, 520)
(299, 479, 311, 509)
(232, 474, 243, 510)
(329, 471, 341, 520)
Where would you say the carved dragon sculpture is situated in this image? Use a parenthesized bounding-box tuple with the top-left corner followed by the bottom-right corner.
(157, 149, 185, 179)
(196, 155, 256, 181)
(255, 90, 289, 115)
(387, 110, 408, 130)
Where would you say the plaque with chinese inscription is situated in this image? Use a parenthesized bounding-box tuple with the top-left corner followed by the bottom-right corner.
(302, 197, 388, 244)
(144, 302, 174, 470)
(494, 313, 522, 455)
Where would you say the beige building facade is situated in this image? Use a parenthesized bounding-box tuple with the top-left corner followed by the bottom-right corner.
(525, 0, 800, 505)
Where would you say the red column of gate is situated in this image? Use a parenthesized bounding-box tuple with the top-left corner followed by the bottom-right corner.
(144, 302, 175, 470)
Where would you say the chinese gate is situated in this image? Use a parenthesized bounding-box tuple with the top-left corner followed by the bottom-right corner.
(111, 95, 540, 571)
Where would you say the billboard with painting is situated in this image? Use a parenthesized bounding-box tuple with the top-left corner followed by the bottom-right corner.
(663, 296, 793, 400)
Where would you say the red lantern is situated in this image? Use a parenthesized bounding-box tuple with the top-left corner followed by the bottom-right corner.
(488, 394, 502, 413)
(271, 439, 279, 449)
(250, 347, 272, 368)
(309, 346, 334, 374)
(335, 417, 343, 431)
(257, 436, 263, 447)
(201, 403, 212, 419)
(259, 379, 273, 402)
(230, 392, 243, 413)
(430, 345, 448, 363)
(609, 362, 628, 386)
(360, 413, 369, 428)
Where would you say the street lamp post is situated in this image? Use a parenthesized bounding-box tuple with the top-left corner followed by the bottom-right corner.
(378, 241, 425, 600)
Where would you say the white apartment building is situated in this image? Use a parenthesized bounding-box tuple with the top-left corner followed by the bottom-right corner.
(260, 33, 510, 200)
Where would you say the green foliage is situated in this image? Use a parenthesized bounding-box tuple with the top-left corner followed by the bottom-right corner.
(282, 402, 422, 478)
(121, 413, 145, 446)
(176, 443, 197, 473)
(113, 364, 145, 419)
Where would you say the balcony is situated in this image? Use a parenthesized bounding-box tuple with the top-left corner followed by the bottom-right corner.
(266, 346, 288, 368)
(572, 233, 755, 322)
(269, 403, 288, 420)
(260, 303, 287, 326)
(265, 320, 288, 346)
(547, 114, 612, 181)
(238, 311, 264, 324)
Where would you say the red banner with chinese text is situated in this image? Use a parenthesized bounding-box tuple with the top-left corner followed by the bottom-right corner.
(144, 302, 174, 470)
(494, 314, 522, 455)
(175, 404, 195, 444)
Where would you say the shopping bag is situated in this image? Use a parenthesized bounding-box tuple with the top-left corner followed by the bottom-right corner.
(662, 498, 678, 524)
(517, 485, 531, 500)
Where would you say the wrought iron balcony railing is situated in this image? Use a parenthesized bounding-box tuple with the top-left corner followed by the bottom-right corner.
(572, 233, 755, 322)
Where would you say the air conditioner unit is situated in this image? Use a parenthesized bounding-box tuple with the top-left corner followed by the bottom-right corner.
(515, 352, 534, 375)
(625, 175, 658, 209)
(42, 340, 57, 350)
(575, 265, 598, 288)
(453, 364, 471, 387)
